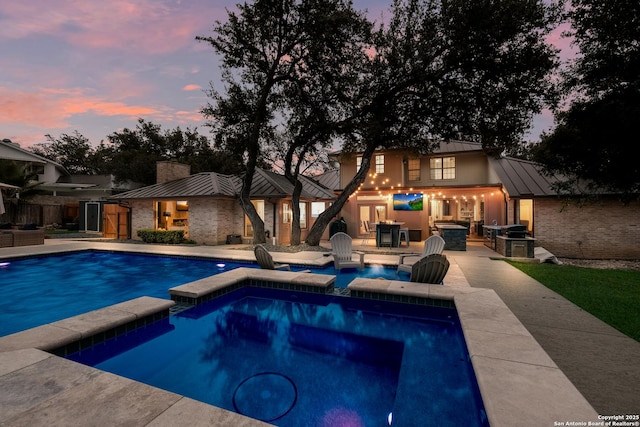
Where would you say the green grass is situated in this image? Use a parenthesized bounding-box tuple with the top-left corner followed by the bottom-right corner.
(505, 261, 640, 342)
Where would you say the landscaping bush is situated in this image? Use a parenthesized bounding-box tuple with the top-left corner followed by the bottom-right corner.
(137, 229, 185, 244)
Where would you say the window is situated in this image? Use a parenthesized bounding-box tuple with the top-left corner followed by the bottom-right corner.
(282, 203, 292, 223)
(408, 158, 420, 181)
(311, 202, 325, 218)
(429, 156, 456, 180)
(375, 154, 384, 173)
(299, 202, 307, 229)
(356, 156, 362, 171)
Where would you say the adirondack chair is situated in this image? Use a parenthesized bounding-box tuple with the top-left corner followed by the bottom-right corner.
(397, 234, 445, 273)
(330, 232, 365, 271)
(409, 253, 450, 285)
(254, 244, 290, 270)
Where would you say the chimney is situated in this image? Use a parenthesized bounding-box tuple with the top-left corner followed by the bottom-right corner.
(156, 161, 191, 184)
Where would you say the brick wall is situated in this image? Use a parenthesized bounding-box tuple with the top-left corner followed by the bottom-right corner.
(130, 200, 154, 239)
(189, 198, 242, 245)
(156, 161, 191, 184)
(534, 198, 640, 259)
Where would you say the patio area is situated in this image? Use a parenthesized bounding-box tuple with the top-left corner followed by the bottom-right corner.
(0, 238, 637, 425)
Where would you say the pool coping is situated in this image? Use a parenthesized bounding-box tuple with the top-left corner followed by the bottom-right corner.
(0, 257, 599, 426)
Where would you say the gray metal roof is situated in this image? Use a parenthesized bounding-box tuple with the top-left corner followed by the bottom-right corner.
(112, 168, 335, 201)
(314, 170, 340, 191)
(113, 172, 240, 200)
(251, 169, 336, 200)
(433, 140, 484, 154)
(488, 156, 558, 197)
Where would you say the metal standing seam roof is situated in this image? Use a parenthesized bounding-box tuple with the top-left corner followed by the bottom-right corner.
(112, 169, 336, 201)
(488, 156, 558, 197)
(250, 168, 336, 200)
(112, 172, 239, 199)
(314, 169, 340, 191)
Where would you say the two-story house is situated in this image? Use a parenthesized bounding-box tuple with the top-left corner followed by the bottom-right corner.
(334, 141, 640, 260)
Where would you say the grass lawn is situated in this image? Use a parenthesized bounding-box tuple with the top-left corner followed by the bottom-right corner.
(506, 261, 640, 342)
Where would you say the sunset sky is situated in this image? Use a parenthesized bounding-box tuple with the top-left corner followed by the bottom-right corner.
(1, 0, 565, 150)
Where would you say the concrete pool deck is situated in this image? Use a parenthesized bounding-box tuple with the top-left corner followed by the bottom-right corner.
(0, 239, 637, 425)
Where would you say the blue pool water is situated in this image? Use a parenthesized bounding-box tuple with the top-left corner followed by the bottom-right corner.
(0, 251, 405, 336)
(68, 287, 488, 427)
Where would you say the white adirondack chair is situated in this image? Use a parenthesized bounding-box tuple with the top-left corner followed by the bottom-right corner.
(330, 232, 365, 271)
(397, 234, 445, 273)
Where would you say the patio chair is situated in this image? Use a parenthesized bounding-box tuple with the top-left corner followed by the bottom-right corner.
(397, 234, 445, 274)
(330, 232, 365, 271)
(409, 253, 450, 285)
(361, 220, 376, 245)
(254, 244, 291, 270)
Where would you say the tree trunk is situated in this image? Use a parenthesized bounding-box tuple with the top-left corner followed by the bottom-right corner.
(305, 145, 376, 245)
(290, 180, 303, 245)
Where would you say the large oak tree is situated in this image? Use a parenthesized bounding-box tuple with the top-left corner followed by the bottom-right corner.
(533, 0, 640, 201)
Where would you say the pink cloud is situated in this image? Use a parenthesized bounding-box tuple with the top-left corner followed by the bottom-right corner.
(182, 84, 202, 91)
(0, 1, 228, 55)
(0, 86, 159, 129)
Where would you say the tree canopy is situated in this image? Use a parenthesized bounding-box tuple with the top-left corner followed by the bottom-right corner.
(200, 0, 560, 245)
(30, 120, 245, 187)
(533, 0, 640, 201)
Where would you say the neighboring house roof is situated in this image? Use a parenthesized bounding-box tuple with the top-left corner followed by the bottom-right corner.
(488, 156, 557, 197)
(58, 175, 144, 192)
(0, 138, 68, 175)
(112, 168, 336, 201)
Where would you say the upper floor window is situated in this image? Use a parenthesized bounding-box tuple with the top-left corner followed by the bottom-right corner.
(408, 158, 421, 181)
(375, 154, 384, 173)
(356, 154, 384, 173)
(430, 156, 456, 180)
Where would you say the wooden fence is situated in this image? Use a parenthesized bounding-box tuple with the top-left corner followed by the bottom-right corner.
(0, 200, 64, 226)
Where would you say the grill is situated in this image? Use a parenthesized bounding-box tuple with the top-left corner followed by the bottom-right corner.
(501, 224, 528, 238)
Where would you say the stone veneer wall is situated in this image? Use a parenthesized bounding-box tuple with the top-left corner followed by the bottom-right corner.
(534, 198, 640, 259)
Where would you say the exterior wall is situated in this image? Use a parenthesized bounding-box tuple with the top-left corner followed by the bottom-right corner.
(534, 198, 640, 259)
(130, 200, 155, 240)
(339, 150, 499, 190)
(190, 198, 241, 245)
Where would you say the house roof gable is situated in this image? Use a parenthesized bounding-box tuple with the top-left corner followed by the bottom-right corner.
(112, 168, 336, 201)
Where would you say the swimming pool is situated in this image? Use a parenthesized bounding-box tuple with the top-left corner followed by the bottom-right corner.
(0, 250, 404, 336)
(67, 287, 488, 426)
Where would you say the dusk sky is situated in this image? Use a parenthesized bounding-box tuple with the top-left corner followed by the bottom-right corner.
(1, 0, 566, 150)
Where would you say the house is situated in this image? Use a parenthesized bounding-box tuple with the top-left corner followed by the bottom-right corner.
(1, 138, 141, 229)
(333, 141, 639, 259)
(111, 161, 336, 245)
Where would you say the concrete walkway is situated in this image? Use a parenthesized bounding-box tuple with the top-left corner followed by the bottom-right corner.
(445, 243, 640, 415)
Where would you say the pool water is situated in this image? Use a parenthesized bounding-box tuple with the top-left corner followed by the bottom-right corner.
(0, 251, 404, 336)
(68, 288, 488, 427)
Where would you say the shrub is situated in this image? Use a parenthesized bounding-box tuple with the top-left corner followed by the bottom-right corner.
(137, 229, 185, 244)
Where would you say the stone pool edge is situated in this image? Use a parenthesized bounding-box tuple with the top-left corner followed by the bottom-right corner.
(0, 265, 599, 426)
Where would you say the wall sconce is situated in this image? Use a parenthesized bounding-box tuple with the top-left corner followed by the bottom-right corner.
(163, 212, 171, 217)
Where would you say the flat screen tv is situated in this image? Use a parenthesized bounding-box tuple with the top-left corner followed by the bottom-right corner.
(393, 193, 423, 211)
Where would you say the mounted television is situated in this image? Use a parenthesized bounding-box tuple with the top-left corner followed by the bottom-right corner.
(393, 193, 423, 211)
